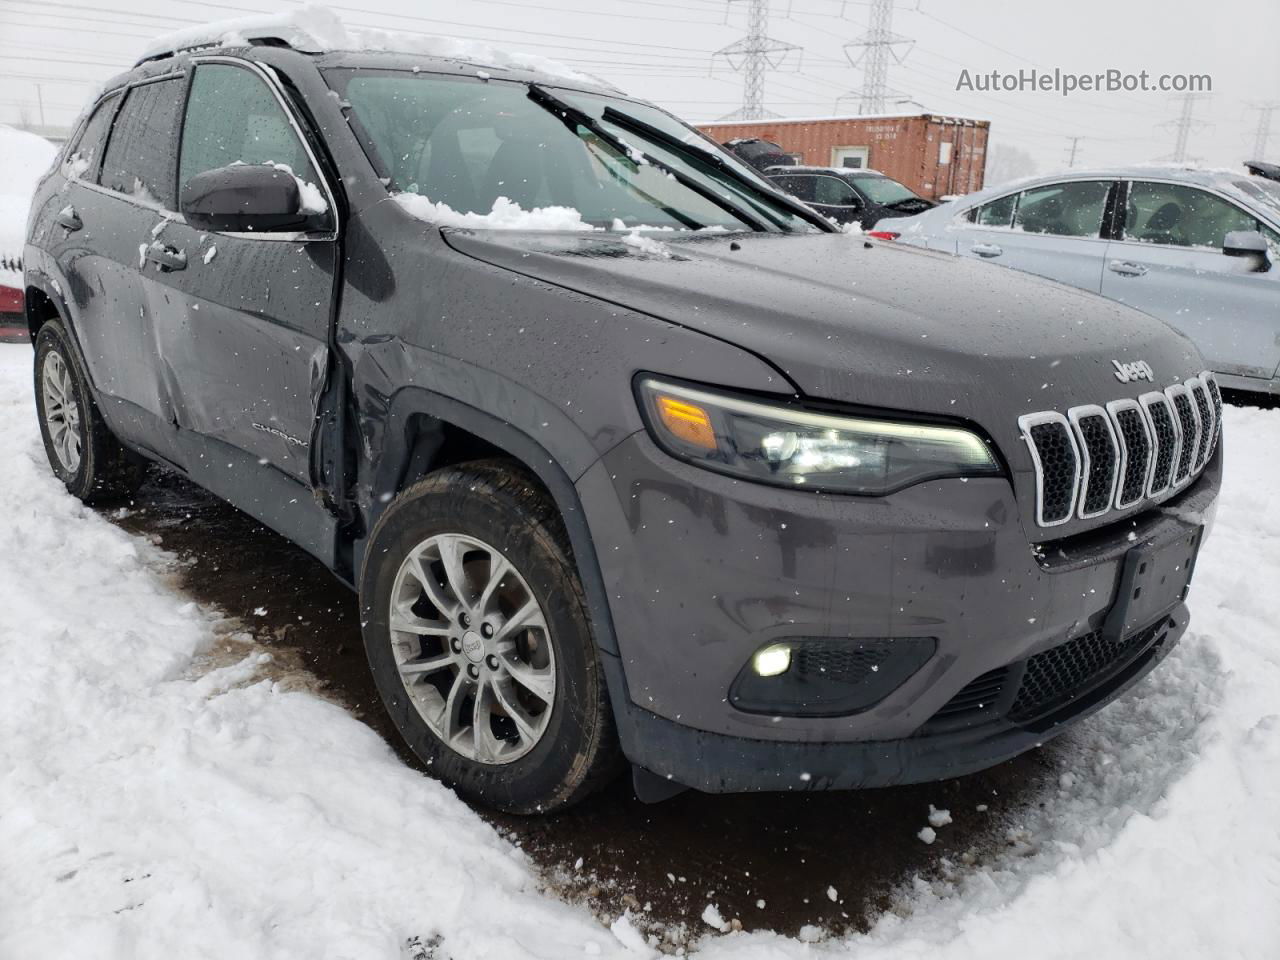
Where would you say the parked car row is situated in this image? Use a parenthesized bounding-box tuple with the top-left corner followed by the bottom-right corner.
(877, 167, 1280, 399)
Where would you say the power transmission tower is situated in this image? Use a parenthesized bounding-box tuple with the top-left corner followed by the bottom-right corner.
(843, 0, 913, 114)
(1246, 102, 1280, 159)
(1161, 92, 1210, 164)
(1064, 135, 1084, 168)
(713, 0, 802, 121)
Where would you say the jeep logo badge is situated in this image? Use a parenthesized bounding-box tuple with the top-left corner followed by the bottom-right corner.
(1112, 359, 1154, 383)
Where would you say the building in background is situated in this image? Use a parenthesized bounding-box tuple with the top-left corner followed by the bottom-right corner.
(699, 113, 990, 201)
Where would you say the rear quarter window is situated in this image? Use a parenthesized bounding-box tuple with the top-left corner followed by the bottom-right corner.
(65, 92, 121, 182)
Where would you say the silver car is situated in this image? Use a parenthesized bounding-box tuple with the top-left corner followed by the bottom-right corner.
(877, 167, 1280, 397)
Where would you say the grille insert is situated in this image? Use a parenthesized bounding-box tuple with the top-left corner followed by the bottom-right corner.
(1020, 373, 1216, 527)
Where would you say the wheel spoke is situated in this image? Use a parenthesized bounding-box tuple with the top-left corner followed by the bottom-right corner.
(471, 680, 501, 763)
(439, 671, 470, 746)
(390, 605, 452, 637)
(476, 554, 512, 615)
(437, 534, 473, 609)
(492, 678, 540, 744)
(492, 598, 544, 644)
(501, 652, 555, 704)
(397, 651, 456, 677)
(407, 554, 457, 618)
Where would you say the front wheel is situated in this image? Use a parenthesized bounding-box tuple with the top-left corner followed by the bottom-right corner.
(359, 460, 622, 814)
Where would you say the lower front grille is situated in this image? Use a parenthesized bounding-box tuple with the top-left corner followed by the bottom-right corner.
(922, 616, 1174, 733)
(1007, 617, 1169, 723)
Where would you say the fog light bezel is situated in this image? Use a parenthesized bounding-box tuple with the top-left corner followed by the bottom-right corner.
(729, 637, 936, 717)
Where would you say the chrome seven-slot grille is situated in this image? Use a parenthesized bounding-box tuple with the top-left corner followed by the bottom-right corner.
(1018, 371, 1222, 527)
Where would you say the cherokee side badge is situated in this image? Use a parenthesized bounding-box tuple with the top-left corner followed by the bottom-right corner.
(1112, 359, 1154, 383)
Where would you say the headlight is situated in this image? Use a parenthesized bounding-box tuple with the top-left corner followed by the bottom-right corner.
(637, 378, 1001, 495)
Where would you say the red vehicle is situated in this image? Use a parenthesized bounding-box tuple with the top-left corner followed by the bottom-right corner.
(0, 271, 26, 342)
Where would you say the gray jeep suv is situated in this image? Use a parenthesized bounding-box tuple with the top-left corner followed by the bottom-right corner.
(22, 23, 1221, 813)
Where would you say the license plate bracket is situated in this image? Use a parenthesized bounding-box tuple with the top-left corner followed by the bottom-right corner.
(1101, 525, 1202, 642)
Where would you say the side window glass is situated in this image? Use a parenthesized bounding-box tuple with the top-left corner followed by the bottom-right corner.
(179, 64, 319, 194)
(972, 193, 1015, 227)
(776, 176, 815, 202)
(99, 78, 185, 208)
(66, 92, 120, 182)
(1014, 181, 1110, 238)
(813, 176, 859, 206)
(1125, 181, 1259, 249)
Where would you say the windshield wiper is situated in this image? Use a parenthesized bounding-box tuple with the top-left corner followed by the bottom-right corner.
(526, 84, 768, 232)
(600, 106, 837, 234)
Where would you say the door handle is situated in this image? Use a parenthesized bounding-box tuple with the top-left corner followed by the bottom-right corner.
(1108, 260, 1148, 277)
(145, 242, 187, 272)
(970, 242, 1003, 258)
(56, 206, 82, 232)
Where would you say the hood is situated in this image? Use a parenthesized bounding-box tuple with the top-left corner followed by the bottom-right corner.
(442, 228, 1208, 534)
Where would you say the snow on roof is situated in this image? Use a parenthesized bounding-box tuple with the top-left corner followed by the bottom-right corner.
(0, 125, 58, 287)
(135, 3, 602, 87)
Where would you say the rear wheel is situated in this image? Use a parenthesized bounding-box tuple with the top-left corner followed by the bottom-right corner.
(360, 460, 622, 813)
(33, 320, 146, 503)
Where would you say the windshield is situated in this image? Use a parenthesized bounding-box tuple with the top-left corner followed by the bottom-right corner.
(326, 69, 814, 233)
(1234, 177, 1280, 220)
(850, 175, 921, 206)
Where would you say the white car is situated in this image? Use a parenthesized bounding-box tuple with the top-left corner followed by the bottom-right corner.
(877, 167, 1280, 398)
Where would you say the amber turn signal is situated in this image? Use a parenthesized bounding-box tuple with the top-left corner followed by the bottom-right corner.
(654, 394, 717, 451)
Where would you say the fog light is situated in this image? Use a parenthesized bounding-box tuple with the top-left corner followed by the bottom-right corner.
(752, 643, 792, 677)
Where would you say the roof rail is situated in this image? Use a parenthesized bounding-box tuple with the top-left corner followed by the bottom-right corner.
(134, 9, 345, 66)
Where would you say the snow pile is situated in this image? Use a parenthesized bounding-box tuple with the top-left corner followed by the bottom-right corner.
(0, 125, 57, 288)
(136, 3, 599, 86)
(0, 347, 649, 959)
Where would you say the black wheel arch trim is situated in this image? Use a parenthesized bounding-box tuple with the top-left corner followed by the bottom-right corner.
(357, 385, 623, 661)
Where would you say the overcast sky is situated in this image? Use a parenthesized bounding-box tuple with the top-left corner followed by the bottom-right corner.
(2, 0, 1277, 176)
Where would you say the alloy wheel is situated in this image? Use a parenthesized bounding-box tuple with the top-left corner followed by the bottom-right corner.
(388, 532, 556, 764)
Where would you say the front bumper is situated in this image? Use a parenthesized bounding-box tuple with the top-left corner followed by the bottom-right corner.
(576, 430, 1220, 791)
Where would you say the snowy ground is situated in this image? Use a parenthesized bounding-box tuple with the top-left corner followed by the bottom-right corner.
(0, 341, 1277, 959)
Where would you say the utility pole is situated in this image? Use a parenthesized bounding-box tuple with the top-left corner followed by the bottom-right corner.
(713, 0, 801, 121)
(1246, 102, 1280, 159)
(1162, 92, 1210, 164)
(35, 83, 46, 126)
(843, 0, 913, 114)
(1064, 135, 1084, 168)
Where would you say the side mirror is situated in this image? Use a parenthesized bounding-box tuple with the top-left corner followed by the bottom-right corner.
(1223, 230, 1271, 271)
(180, 164, 324, 233)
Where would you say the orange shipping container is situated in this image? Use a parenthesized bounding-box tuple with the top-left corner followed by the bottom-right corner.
(697, 113, 990, 201)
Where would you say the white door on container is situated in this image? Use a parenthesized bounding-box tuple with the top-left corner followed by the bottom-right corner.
(832, 146, 869, 169)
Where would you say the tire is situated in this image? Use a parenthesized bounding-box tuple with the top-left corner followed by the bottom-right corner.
(360, 459, 622, 814)
(33, 319, 147, 503)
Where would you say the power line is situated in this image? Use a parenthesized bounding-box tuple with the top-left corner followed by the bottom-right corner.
(1161, 92, 1211, 163)
(842, 0, 912, 114)
(1246, 102, 1280, 160)
(712, 0, 801, 120)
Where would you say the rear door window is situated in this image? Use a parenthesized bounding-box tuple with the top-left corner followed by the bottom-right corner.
(812, 176, 860, 207)
(179, 63, 320, 190)
(772, 175, 815, 202)
(66, 92, 121, 182)
(99, 76, 185, 208)
(1013, 180, 1111, 238)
